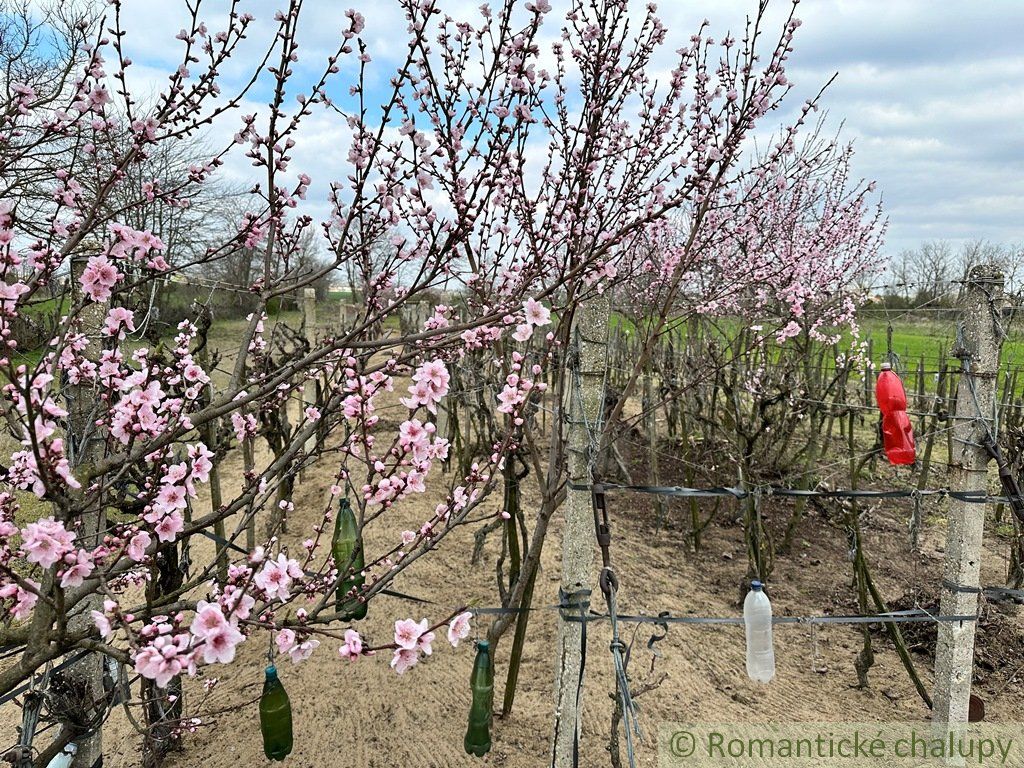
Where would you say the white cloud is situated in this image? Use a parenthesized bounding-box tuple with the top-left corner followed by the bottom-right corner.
(106, 0, 1024, 258)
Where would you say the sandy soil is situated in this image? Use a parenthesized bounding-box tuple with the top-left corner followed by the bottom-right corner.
(4, 330, 1023, 767)
(82, 436, 1022, 768)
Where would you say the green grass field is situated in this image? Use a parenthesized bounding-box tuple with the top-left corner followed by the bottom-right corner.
(860, 317, 1024, 368)
(610, 309, 1024, 398)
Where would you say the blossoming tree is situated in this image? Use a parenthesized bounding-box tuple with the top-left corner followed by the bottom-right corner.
(0, 0, 883, 764)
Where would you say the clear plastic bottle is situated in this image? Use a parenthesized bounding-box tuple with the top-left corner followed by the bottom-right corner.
(743, 580, 775, 683)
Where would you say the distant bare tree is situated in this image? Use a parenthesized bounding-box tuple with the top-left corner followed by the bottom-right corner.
(0, 0, 97, 235)
(909, 240, 956, 304)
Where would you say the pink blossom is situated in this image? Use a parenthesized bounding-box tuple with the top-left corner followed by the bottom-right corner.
(394, 618, 428, 650)
(191, 600, 230, 640)
(127, 531, 151, 561)
(512, 323, 533, 342)
(447, 611, 472, 647)
(92, 610, 113, 640)
(154, 512, 184, 543)
(275, 628, 297, 654)
(0, 280, 29, 312)
(338, 629, 363, 660)
(398, 418, 427, 446)
(418, 629, 436, 656)
(4, 580, 40, 620)
(103, 307, 136, 338)
(776, 319, 802, 343)
(156, 483, 188, 512)
(496, 383, 525, 414)
(200, 623, 245, 664)
(255, 553, 301, 602)
(59, 549, 95, 588)
(54, 457, 81, 490)
(390, 647, 420, 674)
(523, 298, 551, 327)
(281, 634, 319, 664)
(182, 363, 208, 385)
(21, 517, 75, 569)
(406, 471, 426, 494)
(79, 255, 121, 302)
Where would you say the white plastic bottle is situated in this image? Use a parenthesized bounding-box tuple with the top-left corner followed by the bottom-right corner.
(47, 742, 76, 768)
(743, 580, 775, 683)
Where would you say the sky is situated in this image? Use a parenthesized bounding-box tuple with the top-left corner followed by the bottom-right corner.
(108, 0, 1024, 260)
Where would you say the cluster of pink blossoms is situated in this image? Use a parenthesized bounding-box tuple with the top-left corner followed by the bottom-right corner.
(3, 365, 80, 497)
(0, 494, 39, 619)
(366, 418, 449, 506)
(132, 605, 246, 688)
(80, 255, 120, 302)
(390, 611, 472, 674)
(103, 307, 136, 339)
(340, 367, 393, 422)
(253, 552, 305, 602)
(133, 619, 194, 688)
(496, 354, 546, 419)
(140, 447, 213, 544)
(399, 359, 450, 414)
(78, 223, 170, 302)
(275, 628, 320, 664)
(97, 566, 259, 687)
(511, 297, 552, 342)
(190, 601, 246, 665)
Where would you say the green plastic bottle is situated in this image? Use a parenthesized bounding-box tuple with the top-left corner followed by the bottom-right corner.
(464, 640, 493, 757)
(332, 497, 367, 620)
(259, 665, 293, 761)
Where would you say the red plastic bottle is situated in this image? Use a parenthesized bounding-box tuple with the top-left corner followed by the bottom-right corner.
(875, 362, 916, 465)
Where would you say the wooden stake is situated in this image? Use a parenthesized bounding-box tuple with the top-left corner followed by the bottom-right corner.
(302, 288, 317, 466)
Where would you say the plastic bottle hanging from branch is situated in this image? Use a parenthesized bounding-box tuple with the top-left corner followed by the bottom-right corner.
(875, 362, 916, 465)
(743, 580, 775, 683)
(464, 640, 494, 757)
(260, 665, 294, 761)
(332, 497, 367, 620)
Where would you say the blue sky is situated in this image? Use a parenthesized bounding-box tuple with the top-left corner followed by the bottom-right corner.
(112, 0, 1024, 258)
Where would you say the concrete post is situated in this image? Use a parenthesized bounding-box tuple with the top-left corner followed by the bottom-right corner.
(551, 294, 610, 768)
(933, 264, 1005, 724)
(63, 253, 109, 767)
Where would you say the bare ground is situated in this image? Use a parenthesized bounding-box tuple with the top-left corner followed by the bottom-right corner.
(5, 326, 1023, 766)
(77, 433, 1023, 768)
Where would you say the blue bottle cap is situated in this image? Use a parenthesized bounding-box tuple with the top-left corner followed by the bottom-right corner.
(751, 580, 763, 590)
(265, 665, 278, 678)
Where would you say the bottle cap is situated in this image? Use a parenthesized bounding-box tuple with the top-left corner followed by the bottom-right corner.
(881, 362, 892, 371)
(476, 640, 490, 651)
(751, 580, 763, 590)
(265, 665, 278, 678)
